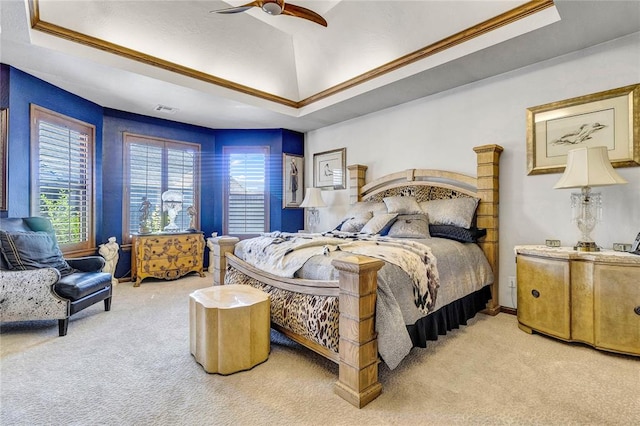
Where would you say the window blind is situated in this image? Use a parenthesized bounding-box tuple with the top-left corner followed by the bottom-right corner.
(123, 134, 200, 243)
(31, 105, 94, 252)
(224, 147, 269, 235)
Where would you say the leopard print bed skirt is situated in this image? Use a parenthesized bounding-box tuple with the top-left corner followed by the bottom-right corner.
(224, 266, 340, 353)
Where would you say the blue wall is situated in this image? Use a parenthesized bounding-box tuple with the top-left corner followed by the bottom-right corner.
(3, 66, 104, 229)
(3, 65, 304, 279)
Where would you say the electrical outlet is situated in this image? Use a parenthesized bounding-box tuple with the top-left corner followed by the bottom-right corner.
(508, 276, 516, 289)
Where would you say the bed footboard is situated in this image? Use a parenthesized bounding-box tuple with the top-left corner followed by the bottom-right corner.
(208, 236, 385, 408)
(332, 255, 384, 408)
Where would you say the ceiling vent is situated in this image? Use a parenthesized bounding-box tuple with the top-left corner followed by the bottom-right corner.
(154, 104, 178, 114)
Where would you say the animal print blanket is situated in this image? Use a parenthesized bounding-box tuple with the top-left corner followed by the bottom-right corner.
(237, 231, 439, 313)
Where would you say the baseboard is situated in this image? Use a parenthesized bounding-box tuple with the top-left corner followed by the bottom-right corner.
(500, 306, 517, 316)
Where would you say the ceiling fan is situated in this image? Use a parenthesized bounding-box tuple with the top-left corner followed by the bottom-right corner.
(211, 0, 328, 27)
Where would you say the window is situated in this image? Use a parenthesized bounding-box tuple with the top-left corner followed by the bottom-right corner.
(223, 146, 269, 237)
(30, 105, 95, 255)
(123, 133, 200, 244)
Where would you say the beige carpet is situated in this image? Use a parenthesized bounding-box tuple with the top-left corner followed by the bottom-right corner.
(1, 274, 638, 425)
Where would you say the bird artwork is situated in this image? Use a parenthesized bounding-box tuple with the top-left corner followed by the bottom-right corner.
(551, 122, 607, 145)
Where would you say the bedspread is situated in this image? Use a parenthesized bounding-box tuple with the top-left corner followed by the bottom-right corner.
(237, 232, 439, 313)
(234, 232, 493, 369)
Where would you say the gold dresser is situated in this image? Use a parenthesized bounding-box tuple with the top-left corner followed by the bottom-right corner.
(515, 245, 640, 356)
(132, 232, 205, 287)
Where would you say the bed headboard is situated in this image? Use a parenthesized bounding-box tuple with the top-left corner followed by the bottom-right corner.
(347, 144, 503, 314)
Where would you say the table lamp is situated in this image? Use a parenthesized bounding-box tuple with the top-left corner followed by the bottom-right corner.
(299, 187, 326, 232)
(553, 146, 627, 251)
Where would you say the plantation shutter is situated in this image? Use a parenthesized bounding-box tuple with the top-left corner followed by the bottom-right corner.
(167, 147, 196, 231)
(123, 133, 200, 243)
(127, 142, 163, 237)
(224, 146, 269, 236)
(31, 105, 95, 254)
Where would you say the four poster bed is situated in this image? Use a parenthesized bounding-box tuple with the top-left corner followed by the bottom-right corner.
(209, 144, 503, 408)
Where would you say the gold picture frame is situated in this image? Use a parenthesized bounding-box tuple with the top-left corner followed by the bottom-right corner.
(1, 108, 7, 211)
(526, 84, 640, 175)
(282, 153, 304, 208)
(313, 148, 346, 190)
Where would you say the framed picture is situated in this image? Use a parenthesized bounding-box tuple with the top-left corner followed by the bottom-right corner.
(526, 84, 639, 175)
(1, 108, 7, 211)
(282, 153, 304, 208)
(313, 148, 346, 190)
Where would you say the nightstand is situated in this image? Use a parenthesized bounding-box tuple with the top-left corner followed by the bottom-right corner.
(515, 245, 640, 356)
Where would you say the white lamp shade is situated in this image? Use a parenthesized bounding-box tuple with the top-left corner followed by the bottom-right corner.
(554, 146, 628, 189)
(299, 187, 326, 208)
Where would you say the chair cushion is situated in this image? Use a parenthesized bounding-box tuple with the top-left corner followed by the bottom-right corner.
(55, 272, 112, 300)
(0, 230, 74, 276)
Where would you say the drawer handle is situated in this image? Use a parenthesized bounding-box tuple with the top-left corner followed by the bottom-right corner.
(634, 306, 640, 316)
(531, 289, 540, 298)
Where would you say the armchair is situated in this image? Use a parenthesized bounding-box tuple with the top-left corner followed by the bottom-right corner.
(0, 217, 112, 336)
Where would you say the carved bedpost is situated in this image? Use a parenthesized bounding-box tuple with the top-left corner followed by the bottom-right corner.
(331, 255, 384, 408)
(473, 144, 503, 315)
(207, 236, 240, 285)
(347, 164, 368, 204)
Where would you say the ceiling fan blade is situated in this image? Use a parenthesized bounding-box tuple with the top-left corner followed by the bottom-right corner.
(282, 3, 327, 27)
(211, 1, 263, 14)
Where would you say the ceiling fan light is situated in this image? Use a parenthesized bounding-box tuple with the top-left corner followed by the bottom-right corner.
(262, 2, 282, 15)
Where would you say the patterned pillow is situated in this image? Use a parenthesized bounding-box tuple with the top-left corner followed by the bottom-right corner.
(340, 201, 387, 222)
(0, 230, 74, 276)
(383, 196, 422, 215)
(360, 213, 398, 235)
(419, 197, 479, 228)
(429, 225, 487, 243)
(387, 214, 430, 239)
(340, 211, 373, 233)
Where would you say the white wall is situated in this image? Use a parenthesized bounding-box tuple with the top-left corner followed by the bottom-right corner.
(305, 32, 640, 309)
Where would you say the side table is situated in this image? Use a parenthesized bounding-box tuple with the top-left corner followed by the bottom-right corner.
(515, 245, 640, 356)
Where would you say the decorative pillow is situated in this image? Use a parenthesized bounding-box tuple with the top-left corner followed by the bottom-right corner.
(387, 214, 430, 239)
(359, 213, 398, 235)
(429, 225, 487, 243)
(419, 197, 479, 228)
(0, 230, 74, 276)
(340, 211, 373, 233)
(341, 201, 386, 222)
(383, 196, 422, 215)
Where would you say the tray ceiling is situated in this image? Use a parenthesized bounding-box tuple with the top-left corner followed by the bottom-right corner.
(1, 1, 639, 131)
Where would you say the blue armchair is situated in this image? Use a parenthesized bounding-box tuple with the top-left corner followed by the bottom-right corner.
(0, 217, 112, 336)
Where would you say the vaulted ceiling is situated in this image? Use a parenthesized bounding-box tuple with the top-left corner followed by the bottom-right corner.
(1, 1, 639, 132)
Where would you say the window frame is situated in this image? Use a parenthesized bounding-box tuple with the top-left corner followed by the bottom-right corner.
(30, 104, 96, 256)
(223, 145, 270, 238)
(122, 132, 201, 245)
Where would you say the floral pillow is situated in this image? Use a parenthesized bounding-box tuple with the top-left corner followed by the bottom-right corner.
(360, 213, 398, 235)
(419, 197, 479, 229)
(340, 201, 386, 223)
(340, 211, 373, 233)
(387, 214, 430, 239)
(383, 196, 423, 215)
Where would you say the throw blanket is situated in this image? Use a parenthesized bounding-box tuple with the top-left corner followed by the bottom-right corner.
(238, 232, 439, 313)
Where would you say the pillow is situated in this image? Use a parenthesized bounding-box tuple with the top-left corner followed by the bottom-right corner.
(340, 211, 373, 233)
(383, 196, 422, 215)
(360, 213, 398, 235)
(341, 201, 386, 222)
(387, 214, 430, 239)
(429, 225, 486, 243)
(0, 230, 74, 276)
(419, 197, 479, 228)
